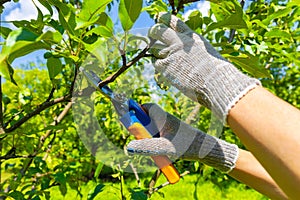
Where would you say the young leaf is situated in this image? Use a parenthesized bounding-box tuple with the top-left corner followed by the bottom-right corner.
(207, 1, 248, 33)
(185, 10, 202, 31)
(142, 0, 168, 18)
(37, 30, 63, 43)
(0, 26, 12, 39)
(118, 0, 143, 31)
(85, 13, 114, 38)
(58, 10, 76, 36)
(0, 57, 17, 85)
(6, 28, 39, 46)
(76, 0, 112, 29)
(47, 57, 62, 80)
(39, 0, 53, 15)
(7, 41, 49, 63)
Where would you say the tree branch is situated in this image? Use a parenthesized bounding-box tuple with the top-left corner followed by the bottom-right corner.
(176, 0, 200, 15)
(5, 95, 71, 133)
(147, 169, 161, 197)
(97, 39, 156, 88)
(46, 87, 55, 102)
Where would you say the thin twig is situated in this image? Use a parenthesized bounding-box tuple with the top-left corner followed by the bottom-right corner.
(176, 0, 200, 15)
(147, 169, 161, 197)
(69, 63, 80, 96)
(97, 39, 156, 88)
(152, 171, 190, 193)
(130, 163, 140, 187)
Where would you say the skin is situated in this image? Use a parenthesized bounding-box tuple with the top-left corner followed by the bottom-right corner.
(229, 149, 288, 199)
(228, 86, 300, 200)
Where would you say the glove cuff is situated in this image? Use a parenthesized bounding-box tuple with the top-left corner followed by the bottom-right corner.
(203, 63, 261, 124)
(200, 137, 239, 173)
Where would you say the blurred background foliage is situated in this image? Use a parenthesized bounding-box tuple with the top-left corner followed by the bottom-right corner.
(0, 0, 299, 199)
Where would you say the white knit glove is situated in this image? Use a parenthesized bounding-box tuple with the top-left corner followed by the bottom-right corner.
(149, 13, 261, 122)
(127, 103, 239, 173)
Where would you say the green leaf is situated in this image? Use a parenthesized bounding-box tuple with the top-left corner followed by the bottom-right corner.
(54, 172, 67, 196)
(87, 26, 113, 38)
(85, 13, 114, 38)
(8, 41, 49, 63)
(37, 30, 63, 43)
(47, 57, 62, 79)
(39, 0, 53, 15)
(264, 28, 291, 39)
(34, 2, 44, 29)
(6, 28, 39, 46)
(9, 191, 25, 200)
(87, 184, 105, 200)
(0, 55, 17, 85)
(58, 10, 76, 36)
(207, 1, 248, 33)
(185, 10, 202, 31)
(76, 0, 112, 29)
(94, 162, 104, 178)
(225, 54, 271, 78)
(118, 0, 143, 31)
(262, 6, 293, 25)
(0, 26, 12, 39)
(142, 0, 168, 18)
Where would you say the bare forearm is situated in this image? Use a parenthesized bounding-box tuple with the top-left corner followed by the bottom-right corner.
(229, 149, 288, 200)
(228, 86, 300, 199)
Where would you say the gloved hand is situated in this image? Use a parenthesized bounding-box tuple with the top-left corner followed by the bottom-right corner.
(149, 13, 261, 123)
(127, 103, 239, 173)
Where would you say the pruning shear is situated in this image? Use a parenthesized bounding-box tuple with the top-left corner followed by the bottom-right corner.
(80, 67, 180, 184)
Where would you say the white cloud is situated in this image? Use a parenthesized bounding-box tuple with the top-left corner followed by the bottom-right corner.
(4, 0, 58, 24)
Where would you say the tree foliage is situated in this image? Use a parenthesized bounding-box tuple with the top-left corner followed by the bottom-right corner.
(0, 0, 299, 199)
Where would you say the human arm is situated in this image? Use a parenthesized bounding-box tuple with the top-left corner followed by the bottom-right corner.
(127, 103, 288, 199)
(230, 149, 288, 200)
(228, 86, 300, 199)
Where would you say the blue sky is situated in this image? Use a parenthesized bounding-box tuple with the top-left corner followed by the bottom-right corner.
(0, 0, 210, 69)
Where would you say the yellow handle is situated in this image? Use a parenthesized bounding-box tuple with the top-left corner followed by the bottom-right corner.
(128, 123, 180, 184)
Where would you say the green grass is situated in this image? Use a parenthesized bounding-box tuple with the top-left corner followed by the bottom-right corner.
(45, 173, 268, 200)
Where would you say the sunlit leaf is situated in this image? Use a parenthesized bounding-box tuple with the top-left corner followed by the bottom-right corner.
(39, 0, 53, 15)
(207, 1, 248, 33)
(76, 0, 112, 29)
(118, 0, 143, 31)
(185, 10, 202, 31)
(0, 26, 12, 39)
(47, 57, 62, 79)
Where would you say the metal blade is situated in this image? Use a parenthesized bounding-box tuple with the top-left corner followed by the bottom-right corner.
(79, 67, 129, 116)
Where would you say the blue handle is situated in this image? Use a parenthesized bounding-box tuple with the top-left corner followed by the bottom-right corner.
(128, 99, 151, 126)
